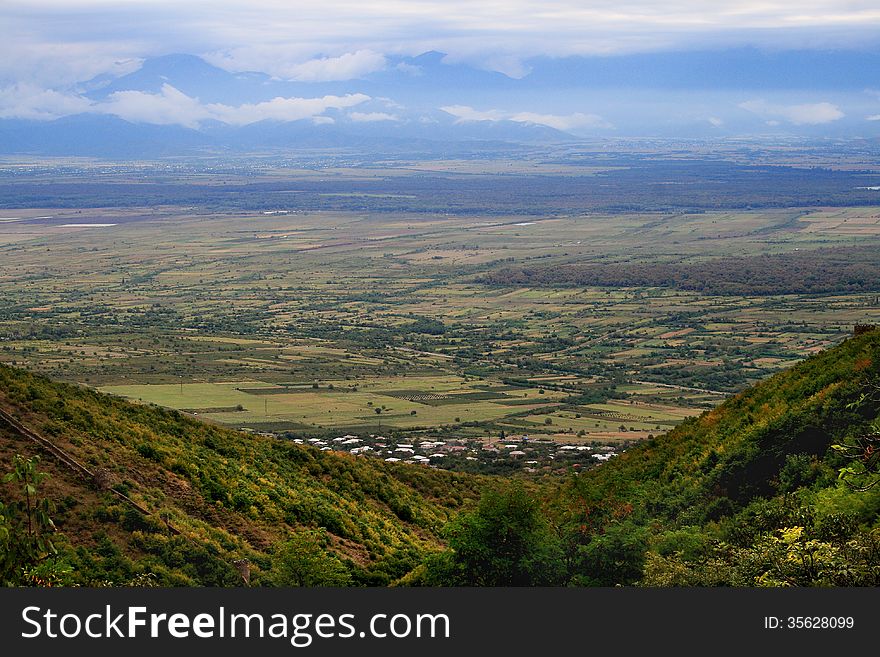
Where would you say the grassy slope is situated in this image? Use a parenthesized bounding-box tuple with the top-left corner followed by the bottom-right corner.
(0, 364, 485, 585)
(575, 329, 880, 528)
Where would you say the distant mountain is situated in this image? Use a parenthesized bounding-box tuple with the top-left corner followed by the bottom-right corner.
(0, 52, 575, 157)
(81, 52, 519, 107)
(85, 55, 254, 103)
(82, 49, 880, 102)
(3, 48, 880, 157)
(0, 114, 212, 158)
(0, 112, 573, 159)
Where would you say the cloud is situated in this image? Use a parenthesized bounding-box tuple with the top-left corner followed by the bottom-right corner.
(738, 99, 844, 124)
(0, 83, 92, 120)
(867, 114, 880, 121)
(0, 38, 145, 88)
(208, 49, 386, 81)
(440, 105, 508, 122)
(102, 84, 212, 128)
(441, 105, 611, 131)
(5, 2, 880, 85)
(479, 55, 531, 79)
(509, 111, 611, 130)
(284, 50, 386, 81)
(0, 78, 373, 127)
(376, 97, 405, 110)
(707, 116, 724, 127)
(349, 111, 399, 122)
(100, 83, 369, 127)
(206, 93, 370, 125)
(395, 62, 422, 76)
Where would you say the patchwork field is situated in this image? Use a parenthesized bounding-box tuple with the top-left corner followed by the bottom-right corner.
(1, 157, 879, 451)
(100, 375, 574, 434)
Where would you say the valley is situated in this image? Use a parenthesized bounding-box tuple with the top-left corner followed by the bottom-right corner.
(0, 152, 878, 472)
(1, 145, 880, 587)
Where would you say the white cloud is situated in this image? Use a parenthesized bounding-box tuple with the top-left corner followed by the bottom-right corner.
(0, 80, 372, 127)
(98, 83, 369, 127)
(207, 93, 369, 125)
(867, 114, 880, 121)
(738, 99, 844, 125)
(509, 111, 610, 130)
(707, 116, 724, 127)
(102, 84, 212, 128)
(395, 62, 422, 76)
(441, 105, 610, 131)
(376, 97, 405, 110)
(479, 55, 531, 79)
(5, 2, 880, 85)
(349, 111, 399, 122)
(285, 50, 386, 81)
(0, 83, 92, 120)
(0, 37, 146, 88)
(203, 44, 314, 77)
(209, 49, 386, 81)
(440, 105, 509, 122)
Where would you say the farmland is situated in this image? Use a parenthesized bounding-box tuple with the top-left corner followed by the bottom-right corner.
(0, 149, 879, 464)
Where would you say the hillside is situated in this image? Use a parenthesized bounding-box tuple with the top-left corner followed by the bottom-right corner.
(552, 329, 880, 585)
(413, 329, 880, 586)
(2, 331, 880, 587)
(0, 364, 485, 586)
(580, 328, 880, 513)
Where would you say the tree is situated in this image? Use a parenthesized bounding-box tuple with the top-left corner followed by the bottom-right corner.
(0, 455, 61, 585)
(833, 377, 880, 491)
(273, 529, 351, 587)
(425, 485, 564, 586)
(571, 520, 648, 586)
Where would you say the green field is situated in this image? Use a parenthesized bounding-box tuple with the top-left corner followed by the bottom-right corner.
(100, 376, 569, 432)
(1, 165, 878, 446)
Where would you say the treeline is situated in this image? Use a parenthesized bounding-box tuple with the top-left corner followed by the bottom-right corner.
(483, 245, 880, 296)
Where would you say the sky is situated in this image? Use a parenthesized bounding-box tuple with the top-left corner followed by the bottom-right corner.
(2, 1, 880, 137)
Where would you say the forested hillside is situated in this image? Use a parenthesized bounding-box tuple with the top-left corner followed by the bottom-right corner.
(0, 364, 485, 586)
(414, 330, 880, 586)
(2, 330, 880, 587)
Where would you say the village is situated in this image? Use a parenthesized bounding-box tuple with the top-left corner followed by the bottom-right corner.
(282, 431, 628, 475)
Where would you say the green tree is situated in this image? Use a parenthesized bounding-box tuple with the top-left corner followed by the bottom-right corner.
(572, 520, 648, 586)
(425, 485, 564, 586)
(833, 377, 880, 491)
(0, 455, 60, 585)
(273, 529, 351, 587)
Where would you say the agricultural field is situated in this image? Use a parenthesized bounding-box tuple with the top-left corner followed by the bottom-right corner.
(99, 375, 567, 434)
(0, 154, 879, 457)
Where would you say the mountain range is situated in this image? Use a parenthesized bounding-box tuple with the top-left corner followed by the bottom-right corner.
(3, 49, 880, 157)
